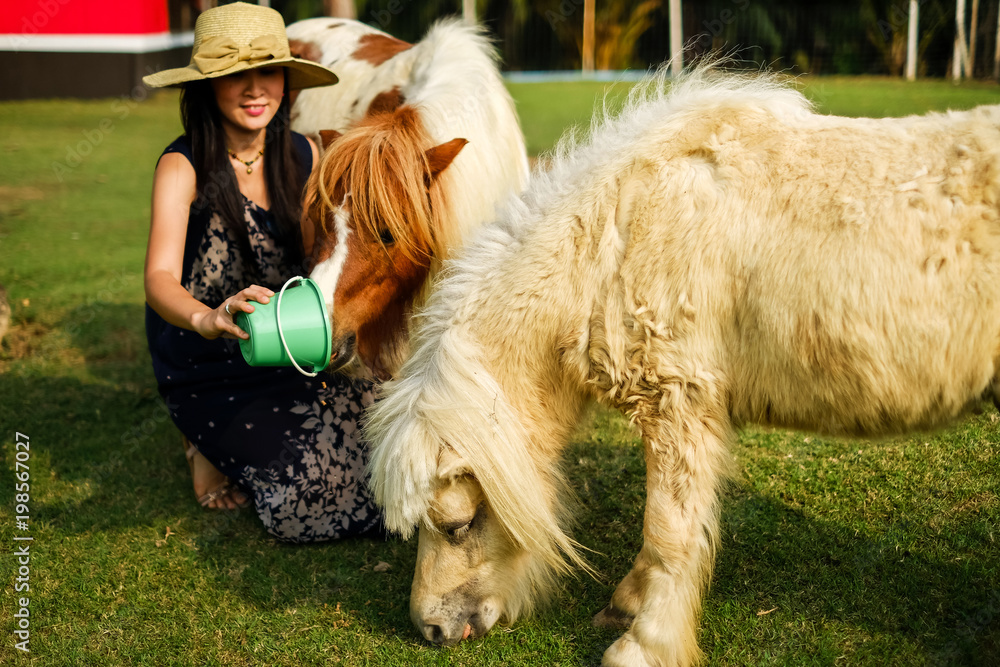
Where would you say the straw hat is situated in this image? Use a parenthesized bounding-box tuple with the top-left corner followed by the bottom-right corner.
(143, 2, 338, 90)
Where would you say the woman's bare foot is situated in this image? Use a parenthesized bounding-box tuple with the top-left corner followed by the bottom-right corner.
(184, 439, 249, 510)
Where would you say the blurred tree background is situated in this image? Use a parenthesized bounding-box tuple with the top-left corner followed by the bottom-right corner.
(265, 0, 999, 77)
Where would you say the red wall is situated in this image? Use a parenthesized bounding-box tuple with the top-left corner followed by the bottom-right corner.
(1, 0, 169, 35)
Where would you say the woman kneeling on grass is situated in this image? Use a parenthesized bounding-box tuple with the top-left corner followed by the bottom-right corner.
(142, 2, 380, 541)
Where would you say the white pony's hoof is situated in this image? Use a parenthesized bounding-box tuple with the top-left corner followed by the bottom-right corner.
(602, 634, 660, 667)
(593, 604, 635, 630)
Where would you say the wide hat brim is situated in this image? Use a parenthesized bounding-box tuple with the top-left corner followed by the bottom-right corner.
(142, 2, 338, 90)
(143, 57, 338, 90)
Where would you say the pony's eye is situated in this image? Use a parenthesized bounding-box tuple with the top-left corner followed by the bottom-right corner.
(447, 521, 472, 539)
(443, 504, 482, 541)
(378, 228, 395, 245)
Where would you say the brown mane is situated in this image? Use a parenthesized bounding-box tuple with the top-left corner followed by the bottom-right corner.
(304, 105, 455, 264)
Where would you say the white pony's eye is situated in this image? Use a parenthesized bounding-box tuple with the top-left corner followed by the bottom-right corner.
(443, 503, 483, 541)
(447, 521, 472, 539)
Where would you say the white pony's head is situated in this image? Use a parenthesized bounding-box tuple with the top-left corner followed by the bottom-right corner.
(365, 317, 589, 643)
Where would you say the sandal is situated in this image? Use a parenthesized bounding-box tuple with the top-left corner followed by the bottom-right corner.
(183, 438, 251, 510)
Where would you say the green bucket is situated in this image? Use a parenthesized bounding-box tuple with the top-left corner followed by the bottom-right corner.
(237, 276, 332, 376)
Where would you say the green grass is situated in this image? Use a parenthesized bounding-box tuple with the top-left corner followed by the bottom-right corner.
(795, 75, 1000, 118)
(506, 79, 637, 156)
(2, 77, 1000, 666)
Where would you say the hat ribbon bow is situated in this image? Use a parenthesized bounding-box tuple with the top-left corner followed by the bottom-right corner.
(193, 35, 287, 75)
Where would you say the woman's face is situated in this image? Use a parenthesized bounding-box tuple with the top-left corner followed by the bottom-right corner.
(210, 67, 285, 135)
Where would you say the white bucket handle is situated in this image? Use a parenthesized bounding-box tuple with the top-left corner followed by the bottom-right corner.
(275, 275, 319, 377)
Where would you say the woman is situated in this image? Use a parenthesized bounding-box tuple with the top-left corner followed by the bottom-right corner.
(143, 2, 379, 541)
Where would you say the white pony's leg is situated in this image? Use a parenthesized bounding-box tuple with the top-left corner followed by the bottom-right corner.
(593, 550, 649, 629)
(602, 408, 728, 667)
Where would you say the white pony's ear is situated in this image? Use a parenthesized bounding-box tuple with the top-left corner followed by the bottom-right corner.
(437, 444, 472, 481)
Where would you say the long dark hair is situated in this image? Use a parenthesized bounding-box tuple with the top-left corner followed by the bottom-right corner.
(180, 73, 307, 277)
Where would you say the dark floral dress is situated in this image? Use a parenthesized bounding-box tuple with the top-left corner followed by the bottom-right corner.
(145, 133, 380, 542)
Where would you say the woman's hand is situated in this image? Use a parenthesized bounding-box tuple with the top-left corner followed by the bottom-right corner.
(192, 285, 275, 340)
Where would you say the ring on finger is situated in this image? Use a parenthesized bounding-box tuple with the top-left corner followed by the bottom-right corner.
(225, 302, 232, 315)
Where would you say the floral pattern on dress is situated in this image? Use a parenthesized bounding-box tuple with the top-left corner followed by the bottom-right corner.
(235, 379, 379, 542)
(185, 201, 295, 306)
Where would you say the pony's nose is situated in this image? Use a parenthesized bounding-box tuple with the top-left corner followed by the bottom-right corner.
(426, 624, 445, 645)
(327, 332, 356, 373)
(421, 622, 463, 646)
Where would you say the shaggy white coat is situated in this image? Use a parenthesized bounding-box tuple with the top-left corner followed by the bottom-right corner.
(367, 68, 1000, 666)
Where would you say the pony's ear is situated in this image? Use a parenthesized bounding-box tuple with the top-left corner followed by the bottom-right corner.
(426, 138, 469, 180)
(319, 129, 342, 150)
(437, 444, 472, 481)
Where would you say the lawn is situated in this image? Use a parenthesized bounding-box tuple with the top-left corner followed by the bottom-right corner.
(1, 76, 999, 666)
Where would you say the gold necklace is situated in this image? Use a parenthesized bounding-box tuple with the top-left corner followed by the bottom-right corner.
(228, 147, 264, 174)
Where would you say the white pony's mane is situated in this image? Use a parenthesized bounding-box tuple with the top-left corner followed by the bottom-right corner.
(366, 65, 812, 577)
(523, 64, 810, 236)
(403, 19, 530, 257)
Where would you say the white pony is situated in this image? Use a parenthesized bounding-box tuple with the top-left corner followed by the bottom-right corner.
(289, 17, 529, 379)
(365, 67, 1000, 666)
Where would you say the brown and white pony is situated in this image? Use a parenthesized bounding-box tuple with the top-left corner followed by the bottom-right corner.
(289, 18, 529, 379)
(365, 68, 1000, 666)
